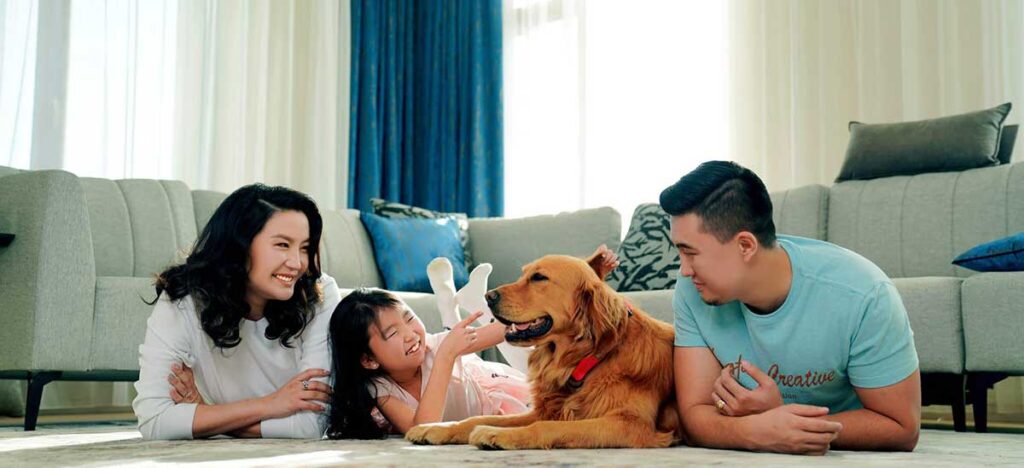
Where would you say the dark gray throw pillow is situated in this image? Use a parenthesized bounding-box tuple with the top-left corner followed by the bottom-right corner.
(837, 102, 1012, 182)
(607, 203, 680, 292)
(998, 124, 1018, 164)
(369, 198, 473, 268)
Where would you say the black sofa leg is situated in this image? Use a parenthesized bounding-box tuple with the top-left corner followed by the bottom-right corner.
(24, 372, 61, 431)
(951, 374, 967, 432)
(968, 372, 1009, 433)
(971, 381, 988, 433)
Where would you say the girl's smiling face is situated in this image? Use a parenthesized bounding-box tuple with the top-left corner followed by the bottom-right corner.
(364, 304, 428, 373)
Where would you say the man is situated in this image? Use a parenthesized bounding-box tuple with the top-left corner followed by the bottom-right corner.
(664, 161, 920, 455)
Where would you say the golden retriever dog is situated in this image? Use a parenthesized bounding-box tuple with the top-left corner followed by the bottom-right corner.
(405, 251, 679, 449)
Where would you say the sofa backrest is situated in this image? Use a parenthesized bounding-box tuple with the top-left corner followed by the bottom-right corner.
(769, 184, 829, 241)
(468, 206, 622, 286)
(320, 209, 384, 288)
(80, 178, 198, 278)
(827, 163, 1024, 278)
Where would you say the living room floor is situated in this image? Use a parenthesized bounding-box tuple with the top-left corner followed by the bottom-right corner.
(3, 420, 1024, 467)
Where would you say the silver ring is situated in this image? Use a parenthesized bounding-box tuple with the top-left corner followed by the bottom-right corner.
(301, 380, 309, 390)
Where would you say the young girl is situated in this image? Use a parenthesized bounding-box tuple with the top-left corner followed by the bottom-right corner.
(325, 288, 531, 439)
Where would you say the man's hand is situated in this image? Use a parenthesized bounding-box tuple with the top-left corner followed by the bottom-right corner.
(712, 360, 783, 417)
(743, 404, 842, 455)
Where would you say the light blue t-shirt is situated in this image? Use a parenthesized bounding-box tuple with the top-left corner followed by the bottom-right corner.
(674, 235, 919, 413)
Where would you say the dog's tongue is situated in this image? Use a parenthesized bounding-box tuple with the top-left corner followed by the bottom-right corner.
(514, 322, 531, 331)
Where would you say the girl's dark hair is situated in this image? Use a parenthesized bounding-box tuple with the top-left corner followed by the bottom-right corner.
(152, 183, 324, 348)
(326, 288, 402, 440)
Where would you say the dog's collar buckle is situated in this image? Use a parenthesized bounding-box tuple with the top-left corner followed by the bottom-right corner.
(567, 355, 601, 389)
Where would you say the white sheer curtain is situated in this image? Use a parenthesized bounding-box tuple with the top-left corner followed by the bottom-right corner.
(729, 0, 1024, 418)
(503, 0, 729, 228)
(0, 0, 38, 170)
(173, 0, 349, 209)
(0, 0, 351, 416)
(729, 0, 1024, 192)
(1, 0, 350, 209)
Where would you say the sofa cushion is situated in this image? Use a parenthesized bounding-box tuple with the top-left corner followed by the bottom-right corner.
(892, 277, 964, 374)
(770, 184, 829, 240)
(962, 272, 1024, 372)
(620, 289, 675, 326)
(370, 198, 473, 268)
(828, 163, 1024, 278)
(953, 232, 1024, 272)
(468, 207, 621, 287)
(192, 190, 227, 233)
(89, 277, 155, 370)
(608, 204, 678, 292)
(838, 102, 1011, 181)
(81, 179, 197, 278)
(360, 212, 467, 293)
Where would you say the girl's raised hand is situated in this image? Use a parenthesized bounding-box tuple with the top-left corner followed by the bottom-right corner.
(437, 311, 484, 361)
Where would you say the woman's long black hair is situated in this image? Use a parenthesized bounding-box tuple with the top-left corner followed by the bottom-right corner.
(152, 183, 324, 348)
(325, 288, 401, 439)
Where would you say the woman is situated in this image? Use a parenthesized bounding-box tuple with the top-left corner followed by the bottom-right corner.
(132, 184, 340, 439)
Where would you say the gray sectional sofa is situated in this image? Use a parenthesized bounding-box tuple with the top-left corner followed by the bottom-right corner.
(1, 161, 1021, 432)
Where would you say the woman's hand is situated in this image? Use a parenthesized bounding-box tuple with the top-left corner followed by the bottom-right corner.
(168, 363, 203, 405)
(260, 368, 333, 420)
(436, 311, 483, 362)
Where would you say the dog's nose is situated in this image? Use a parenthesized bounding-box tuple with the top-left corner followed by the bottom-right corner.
(485, 290, 500, 309)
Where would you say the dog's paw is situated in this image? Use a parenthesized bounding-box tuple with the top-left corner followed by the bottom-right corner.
(405, 422, 464, 445)
(469, 426, 531, 450)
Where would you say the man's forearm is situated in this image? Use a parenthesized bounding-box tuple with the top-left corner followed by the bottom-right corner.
(680, 404, 756, 451)
(826, 408, 918, 451)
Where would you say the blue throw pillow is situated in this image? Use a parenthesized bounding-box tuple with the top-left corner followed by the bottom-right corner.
(952, 232, 1024, 272)
(360, 212, 469, 292)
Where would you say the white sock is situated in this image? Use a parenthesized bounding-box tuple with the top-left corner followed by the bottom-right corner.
(427, 257, 460, 328)
(456, 263, 493, 325)
(454, 262, 531, 373)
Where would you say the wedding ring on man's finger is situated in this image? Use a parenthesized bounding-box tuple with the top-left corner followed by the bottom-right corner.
(301, 380, 309, 390)
(715, 399, 726, 410)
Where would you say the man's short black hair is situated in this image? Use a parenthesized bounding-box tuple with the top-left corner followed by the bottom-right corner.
(659, 161, 776, 247)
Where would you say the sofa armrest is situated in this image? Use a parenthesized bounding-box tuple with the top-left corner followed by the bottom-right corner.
(769, 184, 829, 240)
(962, 271, 1024, 373)
(0, 170, 95, 371)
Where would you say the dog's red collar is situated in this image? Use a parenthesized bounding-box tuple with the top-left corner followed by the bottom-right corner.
(566, 302, 634, 390)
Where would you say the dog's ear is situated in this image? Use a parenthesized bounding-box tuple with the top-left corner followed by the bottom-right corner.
(585, 246, 616, 281)
(573, 279, 627, 352)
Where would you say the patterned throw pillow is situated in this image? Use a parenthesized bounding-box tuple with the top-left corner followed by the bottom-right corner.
(607, 203, 680, 292)
(370, 198, 473, 268)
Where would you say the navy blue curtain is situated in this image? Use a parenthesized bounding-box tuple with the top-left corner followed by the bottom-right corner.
(349, 0, 503, 217)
